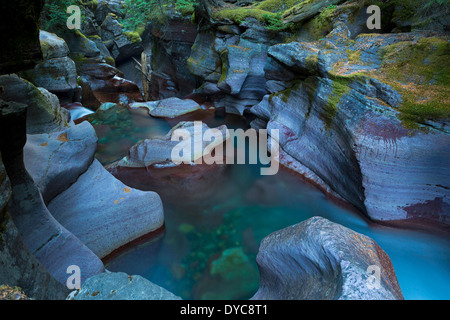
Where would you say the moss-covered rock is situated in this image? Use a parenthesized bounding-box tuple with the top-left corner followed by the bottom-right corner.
(123, 31, 142, 44)
(0, 75, 70, 134)
(20, 31, 78, 101)
(373, 36, 450, 128)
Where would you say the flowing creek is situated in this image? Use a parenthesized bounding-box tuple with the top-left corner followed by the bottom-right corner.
(83, 106, 450, 300)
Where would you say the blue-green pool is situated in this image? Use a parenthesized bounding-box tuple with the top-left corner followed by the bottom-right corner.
(88, 106, 450, 300)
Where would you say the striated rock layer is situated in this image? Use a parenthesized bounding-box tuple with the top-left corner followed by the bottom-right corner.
(48, 159, 164, 259)
(186, 4, 450, 229)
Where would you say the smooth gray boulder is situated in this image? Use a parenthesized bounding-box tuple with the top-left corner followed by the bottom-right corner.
(24, 121, 97, 203)
(48, 159, 164, 258)
(252, 217, 404, 300)
(108, 121, 229, 168)
(130, 98, 201, 118)
(68, 272, 181, 300)
(39, 30, 70, 59)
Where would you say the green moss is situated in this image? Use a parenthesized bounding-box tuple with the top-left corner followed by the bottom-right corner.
(305, 54, 319, 73)
(269, 80, 302, 104)
(390, 0, 416, 23)
(303, 76, 320, 119)
(176, 0, 196, 16)
(213, 5, 292, 30)
(79, 0, 99, 10)
(301, 3, 338, 39)
(39, 40, 51, 55)
(214, 8, 271, 24)
(135, 25, 146, 37)
(319, 75, 353, 130)
(376, 37, 450, 127)
(213, 0, 342, 32)
(104, 56, 115, 66)
(346, 49, 362, 64)
(124, 31, 142, 44)
(256, 0, 302, 12)
(218, 50, 229, 84)
(70, 52, 88, 65)
(75, 29, 88, 40)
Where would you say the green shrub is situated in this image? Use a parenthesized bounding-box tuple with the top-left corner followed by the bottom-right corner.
(176, 0, 197, 15)
(40, 0, 84, 33)
(263, 12, 290, 31)
(119, 0, 198, 32)
(120, 0, 159, 31)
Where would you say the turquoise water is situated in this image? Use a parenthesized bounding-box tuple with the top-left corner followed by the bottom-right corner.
(89, 107, 450, 300)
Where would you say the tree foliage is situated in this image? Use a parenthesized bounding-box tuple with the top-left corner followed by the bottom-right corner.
(120, 0, 198, 31)
(40, 0, 77, 33)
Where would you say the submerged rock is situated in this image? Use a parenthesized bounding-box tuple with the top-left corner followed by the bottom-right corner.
(252, 217, 404, 300)
(68, 272, 181, 300)
(196, 247, 259, 300)
(48, 159, 164, 259)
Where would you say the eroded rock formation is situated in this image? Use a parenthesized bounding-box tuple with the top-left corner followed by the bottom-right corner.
(252, 217, 404, 300)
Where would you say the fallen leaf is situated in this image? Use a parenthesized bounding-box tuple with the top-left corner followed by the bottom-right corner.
(57, 132, 69, 142)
